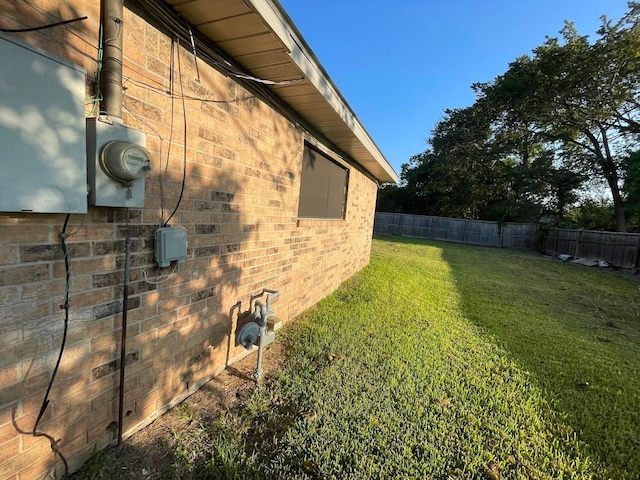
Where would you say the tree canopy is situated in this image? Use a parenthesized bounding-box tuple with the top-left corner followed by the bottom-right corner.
(381, 3, 640, 232)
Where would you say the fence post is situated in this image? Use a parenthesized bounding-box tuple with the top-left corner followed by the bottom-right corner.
(574, 230, 583, 258)
(463, 220, 467, 245)
(634, 234, 640, 274)
(552, 229, 558, 256)
(499, 224, 503, 249)
(428, 216, 432, 239)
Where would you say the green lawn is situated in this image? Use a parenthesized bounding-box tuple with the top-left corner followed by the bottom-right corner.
(81, 235, 640, 479)
(437, 236, 640, 476)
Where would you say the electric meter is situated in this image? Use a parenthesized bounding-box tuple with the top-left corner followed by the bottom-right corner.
(99, 140, 151, 184)
(87, 118, 149, 207)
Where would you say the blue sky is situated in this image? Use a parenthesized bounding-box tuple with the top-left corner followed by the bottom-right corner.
(278, 0, 631, 178)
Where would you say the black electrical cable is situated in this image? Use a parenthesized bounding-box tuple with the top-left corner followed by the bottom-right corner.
(160, 38, 176, 226)
(163, 40, 188, 227)
(131, 0, 360, 179)
(0, 16, 87, 33)
(30, 214, 72, 475)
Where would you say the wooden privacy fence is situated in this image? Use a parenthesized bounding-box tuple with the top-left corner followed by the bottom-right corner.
(542, 228, 640, 270)
(373, 212, 539, 249)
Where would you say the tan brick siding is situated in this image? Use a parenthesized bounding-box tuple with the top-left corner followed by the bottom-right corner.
(0, 3, 379, 478)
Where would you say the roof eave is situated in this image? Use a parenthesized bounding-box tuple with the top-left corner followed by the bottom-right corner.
(164, 0, 398, 183)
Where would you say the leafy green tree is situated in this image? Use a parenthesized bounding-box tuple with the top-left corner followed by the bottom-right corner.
(391, 150, 473, 217)
(622, 150, 640, 230)
(383, 4, 640, 230)
(477, 5, 640, 231)
(566, 198, 617, 230)
(599, 5, 640, 137)
(427, 105, 505, 218)
(545, 164, 588, 223)
(389, 101, 585, 223)
(375, 183, 405, 213)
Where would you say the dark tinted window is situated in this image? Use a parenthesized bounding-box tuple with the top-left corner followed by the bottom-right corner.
(298, 144, 348, 219)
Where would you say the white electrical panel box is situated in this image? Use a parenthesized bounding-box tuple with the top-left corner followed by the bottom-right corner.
(155, 226, 188, 268)
(0, 34, 87, 213)
(87, 117, 150, 208)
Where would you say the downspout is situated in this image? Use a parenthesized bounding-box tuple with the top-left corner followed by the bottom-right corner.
(100, 0, 124, 119)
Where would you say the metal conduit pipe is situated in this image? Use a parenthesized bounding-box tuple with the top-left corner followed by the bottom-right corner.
(100, 0, 127, 445)
(117, 223, 131, 446)
(101, 0, 124, 119)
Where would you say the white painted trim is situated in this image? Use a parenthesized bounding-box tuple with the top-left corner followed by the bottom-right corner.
(246, 0, 398, 183)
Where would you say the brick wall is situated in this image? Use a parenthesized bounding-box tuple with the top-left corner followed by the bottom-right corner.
(0, 2, 378, 478)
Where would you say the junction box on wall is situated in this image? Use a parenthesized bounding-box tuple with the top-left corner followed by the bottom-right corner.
(155, 226, 188, 268)
(86, 117, 151, 208)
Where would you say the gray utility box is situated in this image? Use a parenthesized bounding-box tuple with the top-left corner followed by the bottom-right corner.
(0, 34, 87, 213)
(155, 226, 188, 267)
(87, 117, 148, 208)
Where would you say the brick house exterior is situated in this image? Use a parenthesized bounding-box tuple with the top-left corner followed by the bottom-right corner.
(0, 1, 397, 477)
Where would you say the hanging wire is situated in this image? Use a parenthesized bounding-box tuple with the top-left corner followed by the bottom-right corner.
(129, 0, 327, 163)
(122, 103, 165, 145)
(133, 0, 302, 86)
(86, 97, 101, 117)
(0, 16, 87, 33)
(160, 38, 177, 226)
(122, 102, 165, 194)
(33, 214, 71, 430)
(163, 39, 188, 227)
(24, 214, 75, 476)
(122, 73, 255, 104)
(141, 264, 178, 284)
(93, 13, 106, 116)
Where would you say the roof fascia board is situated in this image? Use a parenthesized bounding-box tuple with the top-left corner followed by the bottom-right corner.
(246, 0, 398, 183)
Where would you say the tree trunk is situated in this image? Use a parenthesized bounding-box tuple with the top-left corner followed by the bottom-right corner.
(606, 174, 627, 232)
(597, 126, 626, 232)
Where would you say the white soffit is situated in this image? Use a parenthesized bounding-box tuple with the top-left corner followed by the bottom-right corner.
(165, 0, 398, 183)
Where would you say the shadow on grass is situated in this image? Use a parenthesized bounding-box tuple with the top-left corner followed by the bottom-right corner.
(376, 235, 640, 477)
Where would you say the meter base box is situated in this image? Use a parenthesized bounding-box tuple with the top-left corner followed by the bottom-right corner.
(87, 117, 147, 208)
(155, 226, 188, 268)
